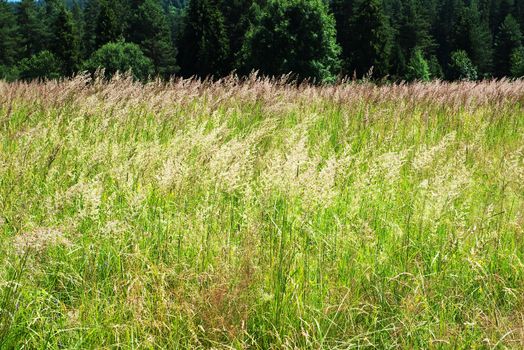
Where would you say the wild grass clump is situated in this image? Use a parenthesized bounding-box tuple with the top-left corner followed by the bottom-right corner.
(1, 75, 523, 348)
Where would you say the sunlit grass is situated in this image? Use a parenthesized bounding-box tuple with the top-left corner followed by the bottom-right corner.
(1, 76, 523, 348)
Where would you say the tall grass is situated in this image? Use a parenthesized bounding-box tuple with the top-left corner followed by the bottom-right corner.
(0, 75, 523, 348)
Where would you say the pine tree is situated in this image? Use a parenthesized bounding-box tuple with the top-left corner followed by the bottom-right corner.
(347, 0, 392, 78)
(179, 0, 230, 77)
(128, 0, 178, 77)
(494, 14, 522, 77)
(240, 0, 341, 83)
(0, 0, 20, 68)
(16, 0, 48, 58)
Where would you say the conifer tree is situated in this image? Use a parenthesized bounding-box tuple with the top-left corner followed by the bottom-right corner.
(179, 0, 230, 77)
(219, 0, 254, 71)
(0, 0, 20, 68)
(330, 0, 355, 74)
(494, 14, 522, 77)
(49, 5, 80, 76)
(393, 0, 434, 78)
(83, 0, 101, 57)
(510, 46, 524, 77)
(128, 0, 178, 77)
(467, 0, 493, 76)
(17, 0, 48, 58)
(347, 0, 392, 78)
(95, 0, 124, 49)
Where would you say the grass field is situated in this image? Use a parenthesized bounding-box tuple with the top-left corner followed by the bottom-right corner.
(1, 76, 524, 349)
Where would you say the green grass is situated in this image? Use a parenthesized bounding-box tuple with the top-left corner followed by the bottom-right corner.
(1, 77, 524, 349)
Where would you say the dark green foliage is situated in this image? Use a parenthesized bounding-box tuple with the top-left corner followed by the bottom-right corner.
(434, 0, 463, 70)
(16, 0, 48, 58)
(1, 0, 524, 82)
(0, 65, 19, 81)
(399, 0, 434, 53)
(83, 41, 154, 80)
(49, 5, 80, 76)
(449, 50, 478, 80)
(128, 0, 178, 77)
(450, 0, 493, 76)
(0, 0, 20, 67)
(219, 0, 254, 72)
(95, 0, 125, 49)
(179, 0, 230, 77)
(82, 0, 101, 57)
(428, 55, 444, 79)
(494, 14, 522, 77)
(510, 46, 524, 77)
(347, 0, 392, 78)
(18, 50, 61, 81)
(240, 0, 341, 83)
(331, 0, 354, 75)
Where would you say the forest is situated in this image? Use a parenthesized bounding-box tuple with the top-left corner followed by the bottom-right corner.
(1, 0, 524, 82)
(3, 1, 524, 349)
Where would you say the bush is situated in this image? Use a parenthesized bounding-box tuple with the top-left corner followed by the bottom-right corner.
(18, 51, 61, 81)
(83, 42, 154, 80)
(406, 48, 430, 81)
(0, 65, 19, 81)
(240, 0, 341, 83)
(510, 46, 524, 77)
(449, 50, 478, 81)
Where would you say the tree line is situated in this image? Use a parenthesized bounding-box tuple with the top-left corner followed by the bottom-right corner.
(1, 0, 524, 83)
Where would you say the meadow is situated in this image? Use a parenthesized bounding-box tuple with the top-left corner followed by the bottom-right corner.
(0, 76, 523, 349)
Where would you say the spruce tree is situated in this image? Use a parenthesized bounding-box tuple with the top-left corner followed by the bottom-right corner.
(434, 0, 463, 70)
(179, 0, 230, 77)
(330, 0, 355, 75)
(83, 0, 101, 57)
(16, 0, 48, 58)
(95, 0, 124, 49)
(347, 0, 392, 78)
(49, 5, 80, 76)
(128, 0, 178, 77)
(467, 0, 493, 76)
(494, 14, 522, 77)
(393, 0, 434, 78)
(0, 0, 20, 68)
(219, 0, 254, 72)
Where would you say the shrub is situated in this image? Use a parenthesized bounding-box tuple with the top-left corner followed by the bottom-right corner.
(510, 46, 524, 77)
(18, 51, 61, 81)
(0, 65, 19, 81)
(406, 48, 430, 81)
(449, 50, 478, 81)
(83, 41, 154, 80)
